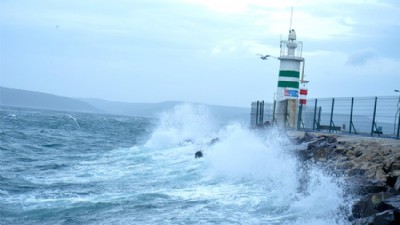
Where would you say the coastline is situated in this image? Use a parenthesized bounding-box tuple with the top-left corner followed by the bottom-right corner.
(289, 131, 400, 224)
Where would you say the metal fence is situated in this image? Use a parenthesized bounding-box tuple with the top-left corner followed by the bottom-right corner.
(264, 96, 400, 138)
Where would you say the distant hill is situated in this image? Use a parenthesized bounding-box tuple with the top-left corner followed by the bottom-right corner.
(0, 86, 252, 122)
(0, 86, 99, 112)
(80, 98, 251, 123)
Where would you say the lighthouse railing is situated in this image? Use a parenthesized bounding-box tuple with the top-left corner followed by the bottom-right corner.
(279, 41, 303, 58)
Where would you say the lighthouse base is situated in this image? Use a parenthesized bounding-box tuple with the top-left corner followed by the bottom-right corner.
(274, 99, 298, 128)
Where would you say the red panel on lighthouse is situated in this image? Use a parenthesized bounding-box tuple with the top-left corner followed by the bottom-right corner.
(300, 89, 308, 95)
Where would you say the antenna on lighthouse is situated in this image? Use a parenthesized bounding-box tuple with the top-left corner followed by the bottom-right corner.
(289, 6, 293, 31)
(288, 7, 296, 41)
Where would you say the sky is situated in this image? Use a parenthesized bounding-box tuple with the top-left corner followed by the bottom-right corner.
(1, 0, 400, 107)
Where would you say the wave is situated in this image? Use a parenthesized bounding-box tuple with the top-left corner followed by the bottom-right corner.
(140, 103, 351, 224)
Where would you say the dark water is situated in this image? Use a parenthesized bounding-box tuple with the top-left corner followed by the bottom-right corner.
(1, 105, 351, 225)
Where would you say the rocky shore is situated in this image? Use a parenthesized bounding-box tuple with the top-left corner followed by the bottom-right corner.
(292, 132, 400, 225)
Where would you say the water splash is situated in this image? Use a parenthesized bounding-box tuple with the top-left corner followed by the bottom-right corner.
(65, 114, 80, 128)
(145, 104, 218, 148)
(203, 124, 350, 224)
(143, 104, 351, 224)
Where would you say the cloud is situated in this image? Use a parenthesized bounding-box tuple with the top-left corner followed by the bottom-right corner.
(1, 0, 400, 106)
(346, 48, 379, 66)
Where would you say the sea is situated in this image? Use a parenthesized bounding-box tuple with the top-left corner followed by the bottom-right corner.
(0, 104, 353, 225)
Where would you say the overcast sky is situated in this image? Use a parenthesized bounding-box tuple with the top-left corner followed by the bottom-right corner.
(1, 0, 399, 107)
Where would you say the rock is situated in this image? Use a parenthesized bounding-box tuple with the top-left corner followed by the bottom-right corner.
(386, 187, 400, 195)
(292, 132, 400, 224)
(347, 168, 367, 177)
(297, 132, 317, 144)
(352, 198, 371, 218)
(358, 180, 387, 195)
(352, 192, 394, 218)
(391, 160, 400, 171)
(389, 170, 400, 178)
(194, 151, 203, 159)
(378, 195, 400, 212)
(346, 150, 355, 158)
(297, 149, 312, 161)
(313, 148, 330, 161)
(352, 216, 374, 225)
(326, 135, 337, 143)
(386, 176, 398, 188)
(373, 210, 394, 225)
(375, 168, 388, 182)
(395, 177, 400, 191)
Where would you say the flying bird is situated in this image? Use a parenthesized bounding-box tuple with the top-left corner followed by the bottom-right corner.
(257, 54, 271, 60)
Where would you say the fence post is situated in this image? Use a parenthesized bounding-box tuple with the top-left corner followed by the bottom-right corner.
(272, 100, 277, 126)
(256, 101, 259, 126)
(313, 98, 318, 130)
(329, 98, 335, 133)
(349, 97, 354, 134)
(318, 107, 322, 130)
(397, 111, 400, 138)
(260, 101, 264, 125)
(371, 96, 378, 136)
(297, 103, 303, 130)
(285, 100, 289, 128)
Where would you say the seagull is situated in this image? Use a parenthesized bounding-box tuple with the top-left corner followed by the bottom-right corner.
(257, 54, 271, 60)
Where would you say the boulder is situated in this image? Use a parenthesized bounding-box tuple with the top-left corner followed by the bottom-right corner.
(378, 195, 400, 212)
(395, 177, 400, 191)
(194, 151, 203, 159)
(352, 192, 394, 218)
(372, 210, 394, 225)
(352, 216, 373, 225)
(357, 179, 387, 195)
(297, 132, 317, 144)
(386, 176, 398, 188)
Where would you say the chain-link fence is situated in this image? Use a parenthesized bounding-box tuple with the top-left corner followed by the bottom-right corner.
(259, 96, 400, 138)
(298, 96, 400, 138)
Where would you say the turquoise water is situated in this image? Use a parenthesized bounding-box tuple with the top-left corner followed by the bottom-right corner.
(0, 105, 351, 224)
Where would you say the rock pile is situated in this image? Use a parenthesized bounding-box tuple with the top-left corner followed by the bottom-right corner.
(295, 132, 400, 225)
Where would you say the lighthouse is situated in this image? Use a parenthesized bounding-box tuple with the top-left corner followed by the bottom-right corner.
(275, 27, 304, 128)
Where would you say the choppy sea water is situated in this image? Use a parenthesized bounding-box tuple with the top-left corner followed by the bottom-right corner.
(0, 104, 352, 225)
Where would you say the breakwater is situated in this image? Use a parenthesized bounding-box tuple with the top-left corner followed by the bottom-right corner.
(292, 131, 400, 224)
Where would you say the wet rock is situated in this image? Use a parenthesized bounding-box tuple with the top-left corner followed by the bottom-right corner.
(345, 176, 381, 193)
(352, 192, 393, 218)
(386, 176, 398, 188)
(194, 151, 203, 159)
(313, 147, 330, 161)
(352, 216, 373, 225)
(347, 168, 367, 177)
(292, 132, 400, 224)
(394, 177, 400, 191)
(352, 198, 372, 218)
(297, 149, 312, 161)
(307, 138, 329, 151)
(373, 210, 395, 225)
(378, 195, 400, 212)
(297, 132, 317, 144)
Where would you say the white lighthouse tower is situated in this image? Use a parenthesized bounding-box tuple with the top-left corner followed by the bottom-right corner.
(275, 16, 304, 128)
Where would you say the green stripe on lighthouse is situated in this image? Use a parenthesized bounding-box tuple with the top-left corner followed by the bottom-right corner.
(279, 70, 300, 78)
(278, 81, 299, 88)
